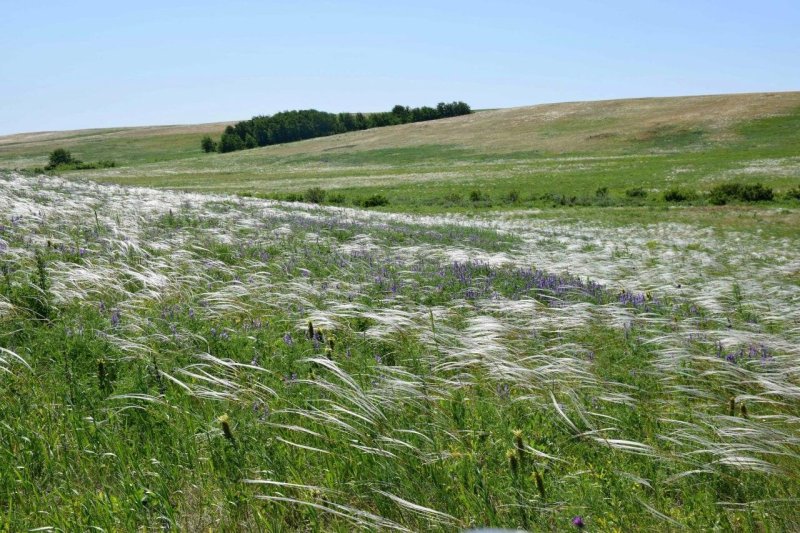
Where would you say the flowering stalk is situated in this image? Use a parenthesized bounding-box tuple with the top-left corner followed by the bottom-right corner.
(219, 414, 236, 445)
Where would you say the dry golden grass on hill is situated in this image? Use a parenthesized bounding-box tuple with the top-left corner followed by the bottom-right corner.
(2, 92, 799, 163)
(250, 92, 800, 156)
(0, 121, 234, 148)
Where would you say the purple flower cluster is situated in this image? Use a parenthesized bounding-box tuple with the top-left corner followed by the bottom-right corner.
(47, 242, 90, 258)
(212, 328, 229, 340)
(445, 261, 624, 304)
(618, 289, 656, 308)
(160, 305, 181, 321)
(252, 400, 270, 421)
(718, 342, 773, 364)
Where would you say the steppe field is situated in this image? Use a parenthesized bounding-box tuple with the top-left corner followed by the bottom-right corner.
(1, 92, 800, 531)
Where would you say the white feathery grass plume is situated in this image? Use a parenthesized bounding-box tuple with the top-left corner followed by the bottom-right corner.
(372, 489, 456, 525)
(0, 346, 31, 373)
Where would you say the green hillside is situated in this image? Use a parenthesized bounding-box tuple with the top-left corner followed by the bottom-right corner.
(0, 122, 234, 168)
(2, 93, 800, 530)
(2, 92, 799, 216)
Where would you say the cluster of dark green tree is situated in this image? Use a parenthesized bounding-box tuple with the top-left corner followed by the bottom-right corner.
(201, 101, 471, 153)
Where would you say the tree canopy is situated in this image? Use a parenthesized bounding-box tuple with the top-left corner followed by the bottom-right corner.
(204, 102, 471, 153)
(47, 148, 77, 169)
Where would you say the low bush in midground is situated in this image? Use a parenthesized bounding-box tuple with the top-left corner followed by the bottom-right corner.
(663, 187, 695, 203)
(358, 194, 390, 208)
(43, 148, 115, 171)
(708, 182, 774, 205)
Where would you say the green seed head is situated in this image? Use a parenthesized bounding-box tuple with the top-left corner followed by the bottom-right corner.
(513, 429, 526, 465)
(534, 470, 546, 499)
(219, 414, 235, 442)
(97, 358, 111, 393)
(507, 449, 519, 476)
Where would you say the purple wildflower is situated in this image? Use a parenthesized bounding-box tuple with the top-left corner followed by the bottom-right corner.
(572, 516, 585, 529)
(760, 345, 772, 362)
(110, 309, 120, 327)
(253, 401, 270, 422)
(283, 332, 294, 346)
(497, 383, 510, 400)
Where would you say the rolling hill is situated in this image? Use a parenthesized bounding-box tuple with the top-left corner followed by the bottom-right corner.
(1, 92, 799, 212)
(0, 121, 234, 168)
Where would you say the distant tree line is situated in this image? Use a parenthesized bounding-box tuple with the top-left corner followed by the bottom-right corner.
(201, 101, 471, 153)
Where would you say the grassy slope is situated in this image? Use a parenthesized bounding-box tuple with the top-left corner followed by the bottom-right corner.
(0, 121, 234, 168)
(1, 92, 799, 229)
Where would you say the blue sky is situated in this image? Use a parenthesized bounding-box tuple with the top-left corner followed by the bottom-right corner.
(1, 0, 798, 134)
